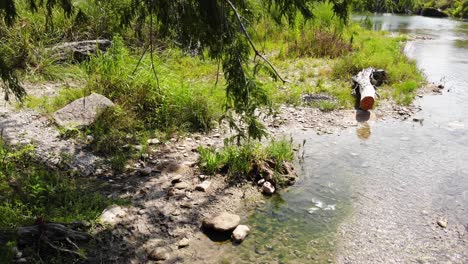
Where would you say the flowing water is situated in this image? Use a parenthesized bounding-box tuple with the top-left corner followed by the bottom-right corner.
(209, 15, 468, 263)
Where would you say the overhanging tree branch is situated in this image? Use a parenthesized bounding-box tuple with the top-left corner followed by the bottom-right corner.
(225, 0, 289, 84)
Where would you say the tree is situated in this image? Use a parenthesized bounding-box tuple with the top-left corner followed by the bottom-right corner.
(0, 0, 352, 140)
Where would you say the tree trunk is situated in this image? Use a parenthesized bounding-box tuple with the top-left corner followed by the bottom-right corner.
(352, 68, 386, 111)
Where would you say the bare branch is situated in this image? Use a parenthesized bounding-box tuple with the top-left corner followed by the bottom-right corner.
(225, 0, 289, 84)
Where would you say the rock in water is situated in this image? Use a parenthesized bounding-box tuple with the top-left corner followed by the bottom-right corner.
(231, 225, 250, 242)
(202, 212, 240, 232)
(53, 93, 114, 129)
(262, 181, 275, 195)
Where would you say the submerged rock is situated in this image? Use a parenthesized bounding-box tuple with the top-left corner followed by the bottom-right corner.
(202, 212, 240, 232)
(53, 93, 114, 129)
(232, 225, 250, 242)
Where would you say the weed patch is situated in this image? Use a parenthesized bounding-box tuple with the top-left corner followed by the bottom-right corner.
(198, 139, 296, 187)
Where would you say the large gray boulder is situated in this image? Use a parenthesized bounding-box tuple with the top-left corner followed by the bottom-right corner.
(49, 39, 112, 62)
(202, 212, 240, 232)
(53, 93, 114, 129)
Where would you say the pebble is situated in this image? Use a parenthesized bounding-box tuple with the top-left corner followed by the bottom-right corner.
(437, 219, 448, 228)
(147, 138, 160, 145)
(148, 248, 168, 261)
(232, 225, 250, 242)
(174, 182, 189, 190)
(195, 181, 211, 192)
(134, 145, 143, 151)
(262, 181, 275, 195)
(171, 175, 183, 184)
(257, 179, 266, 186)
(139, 167, 152, 176)
(178, 238, 190, 248)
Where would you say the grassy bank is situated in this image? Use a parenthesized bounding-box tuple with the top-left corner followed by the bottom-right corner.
(9, 3, 423, 171)
(0, 140, 124, 263)
(0, 1, 426, 262)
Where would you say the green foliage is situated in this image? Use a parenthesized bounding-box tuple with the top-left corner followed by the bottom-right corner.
(198, 138, 294, 184)
(393, 80, 419, 105)
(333, 30, 423, 104)
(0, 139, 120, 231)
(24, 86, 88, 113)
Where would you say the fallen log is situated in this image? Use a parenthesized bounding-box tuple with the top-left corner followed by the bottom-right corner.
(352, 68, 386, 111)
(18, 223, 91, 246)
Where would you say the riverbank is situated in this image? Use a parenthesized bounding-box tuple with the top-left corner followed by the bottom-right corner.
(0, 75, 441, 263)
(0, 3, 430, 262)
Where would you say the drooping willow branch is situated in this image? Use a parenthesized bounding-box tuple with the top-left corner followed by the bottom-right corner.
(225, 0, 288, 84)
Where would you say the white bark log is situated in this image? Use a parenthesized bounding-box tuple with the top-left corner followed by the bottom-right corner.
(352, 68, 377, 111)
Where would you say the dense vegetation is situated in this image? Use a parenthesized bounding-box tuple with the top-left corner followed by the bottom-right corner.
(355, 0, 467, 18)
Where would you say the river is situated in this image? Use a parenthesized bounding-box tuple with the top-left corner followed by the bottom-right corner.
(196, 14, 468, 263)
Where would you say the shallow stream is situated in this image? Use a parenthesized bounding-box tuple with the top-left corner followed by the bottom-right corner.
(210, 15, 468, 263)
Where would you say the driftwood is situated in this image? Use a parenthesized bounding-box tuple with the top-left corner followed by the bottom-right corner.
(352, 68, 386, 110)
(17, 222, 91, 257)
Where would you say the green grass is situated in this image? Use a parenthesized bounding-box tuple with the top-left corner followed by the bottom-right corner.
(198, 138, 295, 186)
(332, 30, 424, 103)
(0, 141, 121, 226)
(0, 139, 126, 262)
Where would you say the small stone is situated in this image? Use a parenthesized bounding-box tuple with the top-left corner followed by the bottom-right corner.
(141, 153, 149, 159)
(199, 174, 206, 180)
(171, 175, 183, 184)
(202, 212, 240, 232)
(232, 225, 250, 242)
(147, 138, 160, 145)
(174, 182, 189, 190)
(148, 247, 168, 261)
(134, 145, 143, 151)
(99, 205, 127, 226)
(86, 135, 94, 142)
(195, 181, 211, 192)
(139, 167, 152, 176)
(167, 188, 177, 197)
(437, 219, 448, 228)
(262, 181, 275, 195)
(212, 133, 221, 138)
(138, 209, 146, 215)
(178, 238, 190, 248)
(257, 179, 266, 186)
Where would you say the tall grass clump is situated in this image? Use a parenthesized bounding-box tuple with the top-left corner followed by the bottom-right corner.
(287, 2, 352, 58)
(198, 138, 295, 186)
(333, 32, 419, 82)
